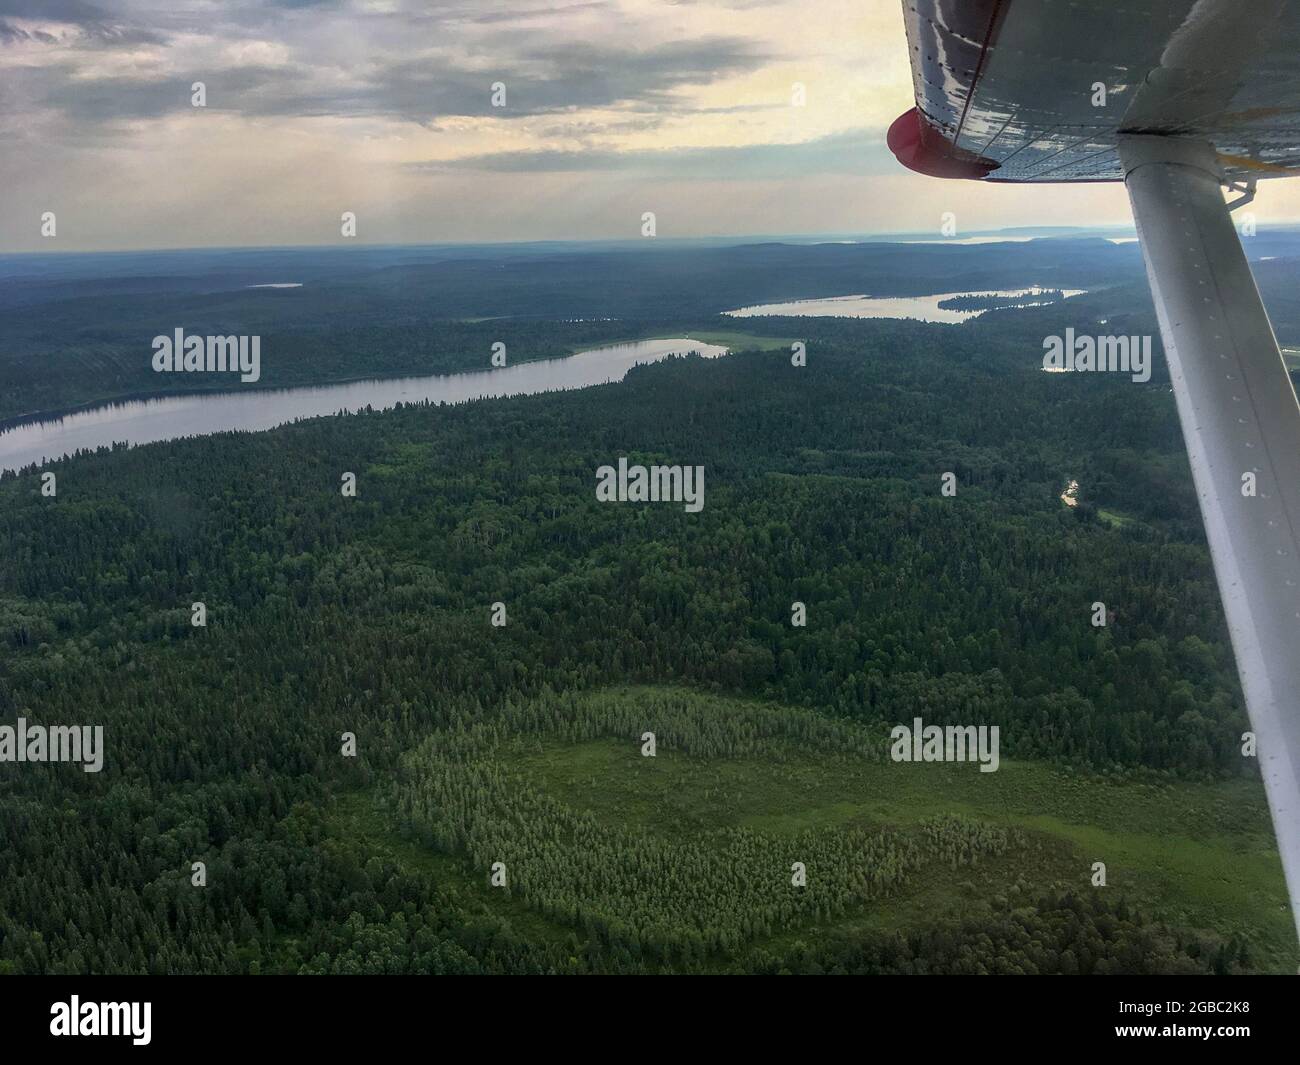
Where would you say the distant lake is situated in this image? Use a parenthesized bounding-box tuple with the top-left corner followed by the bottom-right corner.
(0, 337, 728, 473)
(724, 287, 1085, 324)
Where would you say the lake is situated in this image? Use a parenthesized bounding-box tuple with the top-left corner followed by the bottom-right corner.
(724, 287, 1085, 324)
(0, 337, 729, 473)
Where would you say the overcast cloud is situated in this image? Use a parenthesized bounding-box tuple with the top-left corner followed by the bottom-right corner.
(0, 0, 1210, 251)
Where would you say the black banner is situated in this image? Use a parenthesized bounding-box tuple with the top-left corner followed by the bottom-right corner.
(0, 975, 1290, 1052)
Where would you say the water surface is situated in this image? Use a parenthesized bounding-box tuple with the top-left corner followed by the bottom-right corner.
(0, 337, 727, 473)
(724, 287, 1084, 324)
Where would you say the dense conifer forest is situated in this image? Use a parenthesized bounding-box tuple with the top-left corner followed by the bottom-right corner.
(2, 294, 1293, 974)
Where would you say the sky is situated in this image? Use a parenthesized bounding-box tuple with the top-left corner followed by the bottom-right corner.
(1, 0, 1296, 252)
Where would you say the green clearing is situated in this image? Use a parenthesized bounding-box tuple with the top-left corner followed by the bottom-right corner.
(514, 738, 1292, 966)
(1097, 507, 1136, 528)
(333, 685, 1297, 972)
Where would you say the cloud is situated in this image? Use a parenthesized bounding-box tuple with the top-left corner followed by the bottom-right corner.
(1, 3, 768, 126)
(418, 128, 894, 178)
(0, 21, 53, 43)
(0, 0, 1001, 250)
(0, 0, 110, 21)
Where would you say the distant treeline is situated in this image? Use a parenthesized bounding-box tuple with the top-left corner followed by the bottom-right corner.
(937, 290, 1064, 312)
(0, 239, 1149, 421)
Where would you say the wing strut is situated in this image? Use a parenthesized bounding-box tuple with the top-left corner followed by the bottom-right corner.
(1121, 133, 1300, 944)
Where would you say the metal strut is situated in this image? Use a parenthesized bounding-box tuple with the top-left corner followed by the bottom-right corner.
(1120, 134, 1300, 947)
(1225, 177, 1258, 212)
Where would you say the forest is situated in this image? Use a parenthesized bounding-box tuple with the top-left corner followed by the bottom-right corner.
(0, 237, 1146, 422)
(1, 285, 1294, 974)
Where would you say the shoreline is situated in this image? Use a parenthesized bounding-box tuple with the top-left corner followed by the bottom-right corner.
(0, 333, 735, 433)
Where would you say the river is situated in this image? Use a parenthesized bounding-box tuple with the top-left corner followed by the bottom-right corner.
(0, 337, 728, 473)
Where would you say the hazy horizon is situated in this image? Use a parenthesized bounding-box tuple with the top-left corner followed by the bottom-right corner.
(0, 223, 1157, 260)
(7, 0, 1300, 254)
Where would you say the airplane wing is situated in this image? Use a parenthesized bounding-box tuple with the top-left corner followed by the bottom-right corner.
(891, 0, 1300, 950)
(890, 0, 1300, 182)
